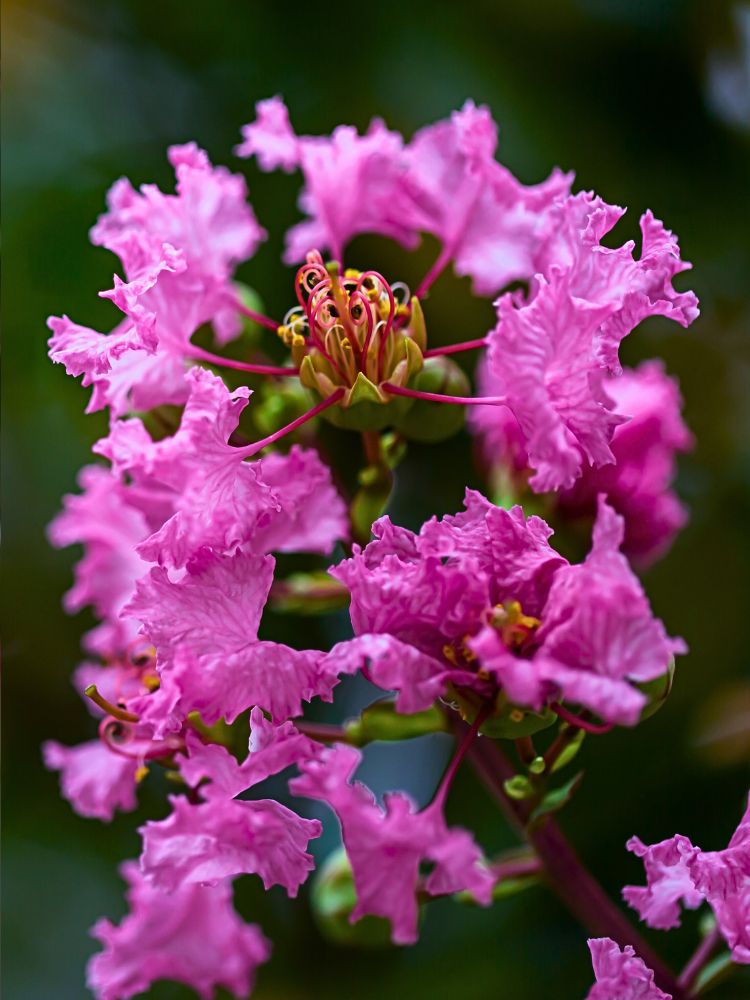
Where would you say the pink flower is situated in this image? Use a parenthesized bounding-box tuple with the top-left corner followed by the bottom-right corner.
(48, 238, 189, 416)
(88, 862, 270, 1000)
(98, 366, 347, 568)
(624, 794, 750, 962)
(558, 361, 693, 565)
(140, 794, 320, 896)
(327, 492, 681, 726)
(483, 193, 698, 491)
(91, 142, 266, 344)
(585, 938, 671, 1000)
(237, 97, 570, 294)
(391, 100, 572, 295)
(472, 360, 693, 565)
(290, 743, 493, 944)
(237, 96, 413, 264)
(43, 739, 138, 821)
(123, 549, 332, 730)
(47, 465, 151, 658)
(140, 712, 322, 894)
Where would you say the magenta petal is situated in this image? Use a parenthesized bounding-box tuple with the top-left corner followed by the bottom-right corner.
(87, 862, 270, 1000)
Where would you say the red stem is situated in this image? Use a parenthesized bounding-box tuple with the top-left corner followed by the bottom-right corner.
(464, 728, 685, 999)
(677, 926, 722, 992)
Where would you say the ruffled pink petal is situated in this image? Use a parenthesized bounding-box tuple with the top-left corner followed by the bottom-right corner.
(87, 862, 270, 1000)
(140, 794, 320, 896)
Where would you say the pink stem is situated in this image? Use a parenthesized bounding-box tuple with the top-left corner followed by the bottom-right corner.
(414, 246, 452, 300)
(239, 389, 345, 456)
(550, 702, 615, 735)
(234, 300, 281, 332)
(423, 338, 488, 358)
(432, 705, 491, 808)
(383, 382, 507, 406)
(187, 345, 298, 376)
(677, 925, 723, 991)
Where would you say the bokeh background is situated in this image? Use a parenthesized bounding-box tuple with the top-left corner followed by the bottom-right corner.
(4, 1, 750, 997)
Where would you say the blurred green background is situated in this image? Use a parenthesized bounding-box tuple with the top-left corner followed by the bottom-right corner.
(3, 0, 750, 997)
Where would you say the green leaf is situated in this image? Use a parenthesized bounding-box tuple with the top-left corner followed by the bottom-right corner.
(529, 772, 584, 823)
(694, 950, 735, 994)
(345, 700, 448, 746)
(480, 703, 557, 739)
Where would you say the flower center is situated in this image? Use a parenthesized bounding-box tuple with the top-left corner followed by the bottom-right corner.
(277, 250, 425, 407)
(486, 601, 541, 650)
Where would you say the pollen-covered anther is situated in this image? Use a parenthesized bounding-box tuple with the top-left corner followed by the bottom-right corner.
(488, 601, 541, 649)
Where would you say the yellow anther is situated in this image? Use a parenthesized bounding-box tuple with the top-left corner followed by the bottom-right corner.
(341, 339, 352, 351)
(395, 303, 410, 317)
(461, 636, 477, 662)
(442, 644, 458, 665)
(142, 673, 160, 692)
(291, 333, 305, 348)
(344, 268, 361, 279)
(277, 325, 288, 339)
(135, 765, 149, 784)
(509, 709, 525, 723)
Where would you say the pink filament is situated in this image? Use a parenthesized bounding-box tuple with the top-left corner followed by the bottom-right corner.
(550, 702, 615, 735)
(382, 382, 507, 407)
(239, 388, 345, 456)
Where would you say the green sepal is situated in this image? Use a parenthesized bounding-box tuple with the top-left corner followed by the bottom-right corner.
(529, 772, 584, 825)
(345, 700, 448, 746)
(637, 660, 675, 721)
(348, 371, 385, 406)
(270, 571, 350, 616)
(311, 848, 395, 948)
(393, 357, 470, 443)
(450, 687, 557, 739)
(550, 728, 586, 773)
(407, 297, 427, 352)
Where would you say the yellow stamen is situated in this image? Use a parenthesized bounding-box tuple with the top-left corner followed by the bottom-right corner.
(135, 765, 149, 784)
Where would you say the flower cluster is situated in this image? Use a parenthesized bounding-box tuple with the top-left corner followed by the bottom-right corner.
(44, 98, 744, 1000)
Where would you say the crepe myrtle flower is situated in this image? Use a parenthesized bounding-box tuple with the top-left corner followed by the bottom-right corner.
(44, 99, 716, 1000)
(325, 491, 683, 728)
(88, 862, 270, 1000)
(471, 359, 694, 566)
(624, 793, 750, 965)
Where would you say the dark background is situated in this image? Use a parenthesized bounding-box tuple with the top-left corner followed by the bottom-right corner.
(3, 1, 750, 997)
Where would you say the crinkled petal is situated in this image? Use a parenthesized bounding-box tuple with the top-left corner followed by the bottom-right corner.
(43, 740, 138, 822)
(586, 938, 672, 1000)
(140, 794, 320, 896)
(87, 861, 270, 1000)
(291, 745, 492, 944)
